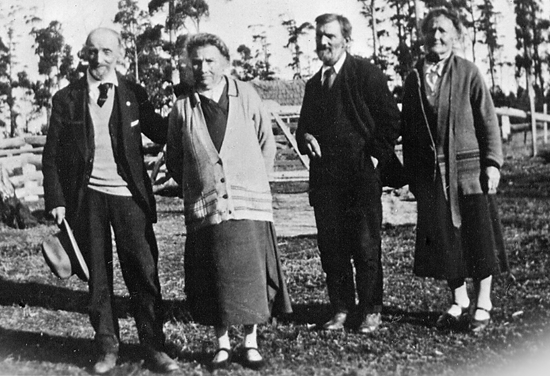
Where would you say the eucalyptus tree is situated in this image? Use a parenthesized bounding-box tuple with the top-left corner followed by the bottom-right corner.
(249, 25, 276, 80)
(0, 4, 41, 136)
(0, 36, 14, 135)
(358, 0, 392, 72)
(232, 44, 259, 81)
(135, 24, 175, 111)
(114, 0, 151, 82)
(387, 0, 422, 82)
(281, 17, 314, 79)
(148, 0, 209, 46)
(147, 0, 209, 101)
(476, 0, 500, 91)
(32, 21, 76, 127)
(514, 0, 549, 100)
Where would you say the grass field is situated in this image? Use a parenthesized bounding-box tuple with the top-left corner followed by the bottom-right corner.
(0, 134, 549, 375)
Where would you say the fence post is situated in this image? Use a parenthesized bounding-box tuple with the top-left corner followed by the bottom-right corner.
(501, 115, 511, 141)
(544, 103, 548, 144)
(528, 81, 537, 156)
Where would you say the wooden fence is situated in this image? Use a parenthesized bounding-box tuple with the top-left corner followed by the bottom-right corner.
(3, 104, 549, 202)
(497, 105, 550, 156)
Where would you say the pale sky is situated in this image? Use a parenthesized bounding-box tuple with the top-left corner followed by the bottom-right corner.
(3, 0, 371, 80)
(1, 0, 543, 90)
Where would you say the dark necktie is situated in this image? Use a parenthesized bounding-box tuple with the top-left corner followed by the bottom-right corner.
(97, 83, 113, 107)
(322, 67, 335, 91)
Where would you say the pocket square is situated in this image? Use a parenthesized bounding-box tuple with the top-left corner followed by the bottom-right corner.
(131, 119, 139, 127)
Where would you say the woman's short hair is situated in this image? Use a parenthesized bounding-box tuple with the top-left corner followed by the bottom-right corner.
(315, 13, 352, 42)
(421, 6, 463, 36)
(186, 33, 230, 61)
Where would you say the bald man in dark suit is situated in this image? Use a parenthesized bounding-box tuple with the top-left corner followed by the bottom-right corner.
(42, 28, 178, 374)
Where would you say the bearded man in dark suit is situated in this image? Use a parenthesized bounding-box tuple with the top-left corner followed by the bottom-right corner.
(296, 13, 400, 334)
(42, 28, 178, 374)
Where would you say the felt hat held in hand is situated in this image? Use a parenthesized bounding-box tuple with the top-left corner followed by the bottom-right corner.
(41, 218, 89, 281)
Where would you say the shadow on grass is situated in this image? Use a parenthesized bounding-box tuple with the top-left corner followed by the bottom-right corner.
(0, 327, 187, 371)
(0, 327, 96, 369)
(279, 302, 439, 330)
(0, 277, 196, 327)
(0, 277, 91, 315)
(383, 306, 440, 328)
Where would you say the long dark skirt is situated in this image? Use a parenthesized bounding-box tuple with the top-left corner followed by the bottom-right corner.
(414, 179, 509, 280)
(184, 219, 292, 326)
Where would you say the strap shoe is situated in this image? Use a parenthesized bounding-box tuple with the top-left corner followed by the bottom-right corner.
(211, 348, 232, 370)
(93, 352, 117, 374)
(470, 307, 491, 333)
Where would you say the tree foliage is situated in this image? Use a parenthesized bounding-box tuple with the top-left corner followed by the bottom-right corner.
(281, 18, 314, 79)
(476, 0, 500, 91)
(148, 0, 209, 33)
(114, 0, 151, 82)
(514, 0, 549, 99)
(31, 20, 76, 126)
(358, 0, 393, 72)
(232, 44, 259, 81)
(0, 4, 41, 136)
(386, 0, 422, 82)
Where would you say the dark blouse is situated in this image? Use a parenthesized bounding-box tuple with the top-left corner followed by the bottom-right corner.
(199, 81, 229, 152)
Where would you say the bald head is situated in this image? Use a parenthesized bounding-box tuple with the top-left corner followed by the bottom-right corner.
(84, 28, 123, 81)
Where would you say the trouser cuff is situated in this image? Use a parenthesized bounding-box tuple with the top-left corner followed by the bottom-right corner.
(95, 334, 119, 355)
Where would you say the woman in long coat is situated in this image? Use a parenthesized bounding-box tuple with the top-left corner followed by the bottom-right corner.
(401, 7, 508, 332)
(166, 33, 292, 369)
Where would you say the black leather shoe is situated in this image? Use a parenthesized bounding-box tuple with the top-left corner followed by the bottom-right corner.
(211, 348, 232, 370)
(144, 349, 179, 373)
(436, 305, 469, 331)
(323, 312, 347, 330)
(242, 347, 265, 370)
(93, 352, 117, 374)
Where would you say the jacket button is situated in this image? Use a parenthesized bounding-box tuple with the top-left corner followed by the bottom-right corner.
(223, 194, 228, 199)
(221, 178, 225, 183)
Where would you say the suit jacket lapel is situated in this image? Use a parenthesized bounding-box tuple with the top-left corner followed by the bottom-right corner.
(68, 77, 92, 161)
(115, 76, 134, 154)
(340, 55, 371, 140)
(341, 54, 357, 100)
(310, 69, 323, 99)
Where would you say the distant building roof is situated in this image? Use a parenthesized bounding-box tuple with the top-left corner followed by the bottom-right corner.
(250, 79, 306, 106)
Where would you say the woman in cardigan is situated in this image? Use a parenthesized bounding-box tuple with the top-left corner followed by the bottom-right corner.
(401, 7, 508, 333)
(166, 33, 292, 369)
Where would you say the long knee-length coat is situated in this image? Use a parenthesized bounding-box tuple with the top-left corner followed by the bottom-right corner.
(401, 53, 504, 278)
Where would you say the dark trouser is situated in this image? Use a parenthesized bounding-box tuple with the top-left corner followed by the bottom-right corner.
(312, 181, 383, 316)
(79, 188, 164, 354)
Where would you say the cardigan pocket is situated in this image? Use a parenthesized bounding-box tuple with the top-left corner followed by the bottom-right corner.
(457, 149, 482, 195)
(184, 189, 219, 224)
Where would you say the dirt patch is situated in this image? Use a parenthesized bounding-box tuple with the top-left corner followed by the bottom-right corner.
(272, 190, 416, 237)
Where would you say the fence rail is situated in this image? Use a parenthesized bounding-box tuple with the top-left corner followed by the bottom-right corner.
(496, 105, 549, 150)
(2, 104, 547, 201)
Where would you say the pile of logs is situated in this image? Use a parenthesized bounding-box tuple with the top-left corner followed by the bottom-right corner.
(0, 136, 45, 202)
(0, 136, 45, 228)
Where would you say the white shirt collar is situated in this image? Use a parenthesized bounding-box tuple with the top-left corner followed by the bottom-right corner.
(197, 76, 227, 102)
(423, 53, 451, 75)
(87, 69, 119, 93)
(321, 51, 347, 82)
